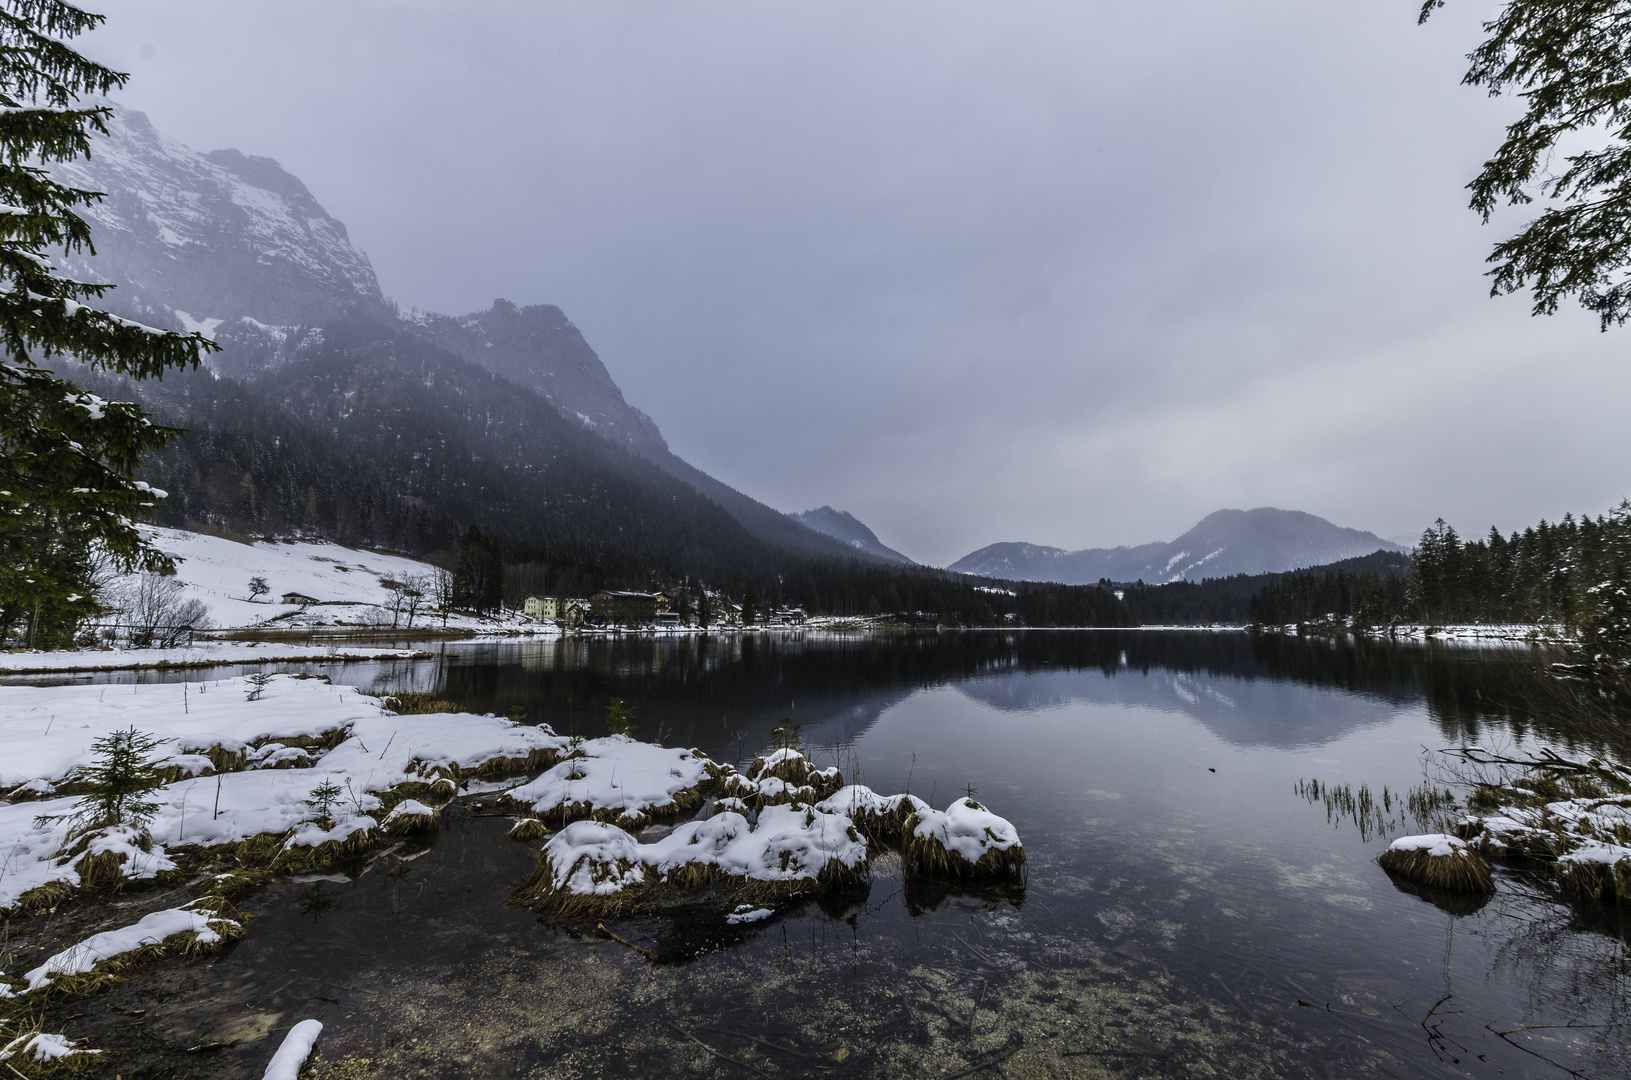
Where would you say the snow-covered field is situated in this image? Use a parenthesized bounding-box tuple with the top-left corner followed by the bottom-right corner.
(108, 526, 535, 634)
(0, 674, 571, 912)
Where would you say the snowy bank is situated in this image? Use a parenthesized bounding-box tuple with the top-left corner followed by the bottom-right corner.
(0, 674, 568, 912)
(0, 640, 426, 674)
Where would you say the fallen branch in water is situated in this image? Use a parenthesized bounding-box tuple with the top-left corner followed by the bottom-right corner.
(664, 1022, 774, 1077)
(596, 922, 653, 960)
(695, 1027, 834, 1066)
(940, 1034, 1023, 1079)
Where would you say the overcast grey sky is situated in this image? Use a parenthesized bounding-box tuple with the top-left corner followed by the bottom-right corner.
(82, 1, 1631, 566)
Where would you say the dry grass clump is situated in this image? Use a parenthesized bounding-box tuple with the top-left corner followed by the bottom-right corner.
(1559, 857, 1631, 904)
(383, 804, 439, 836)
(226, 831, 288, 867)
(195, 868, 270, 903)
(900, 831, 1026, 879)
(731, 858, 869, 904)
(900, 808, 1027, 880)
(71, 848, 130, 890)
(473, 746, 561, 778)
(507, 852, 654, 919)
(11, 879, 74, 915)
(0, 1030, 101, 1074)
(1379, 842, 1495, 894)
(272, 828, 376, 872)
(839, 797, 926, 846)
(383, 692, 461, 715)
(743, 752, 844, 802)
(508, 818, 547, 842)
(3, 778, 58, 802)
(199, 743, 249, 773)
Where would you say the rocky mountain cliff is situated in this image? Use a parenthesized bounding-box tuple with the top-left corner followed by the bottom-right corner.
(52, 105, 869, 565)
(949, 508, 1404, 585)
(51, 106, 388, 342)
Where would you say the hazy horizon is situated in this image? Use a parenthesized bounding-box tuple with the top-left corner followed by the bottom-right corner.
(76, 1, 1631, 566)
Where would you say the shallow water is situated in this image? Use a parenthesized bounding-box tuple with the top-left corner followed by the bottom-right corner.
(16, 631, 1631, 1078)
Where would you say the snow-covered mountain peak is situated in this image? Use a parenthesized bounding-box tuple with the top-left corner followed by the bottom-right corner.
(48, 102, 383, 331)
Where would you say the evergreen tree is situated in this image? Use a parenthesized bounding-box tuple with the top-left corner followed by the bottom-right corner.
(72, 725, 162, 832)
(451, 524, 504, 614)
(1579, 501, 1631, 683)
(0, 2, 215, 648)
(1422, 0, 1631, 328)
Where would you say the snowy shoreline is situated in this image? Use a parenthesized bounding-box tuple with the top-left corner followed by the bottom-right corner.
(0, 641, 431, 675)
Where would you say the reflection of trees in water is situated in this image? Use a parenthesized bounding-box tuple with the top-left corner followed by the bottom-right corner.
(433, 630, 1620, 759)
(1478, 884, 1631, 1068)
(1423, 653, 1631, 760)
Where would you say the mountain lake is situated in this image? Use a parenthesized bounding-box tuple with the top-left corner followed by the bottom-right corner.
(4, 629, 1629, 1079)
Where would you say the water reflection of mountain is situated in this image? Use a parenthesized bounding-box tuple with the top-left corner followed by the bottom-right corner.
(431, 631, 1557, 759)
(955, 667, 1411, 749)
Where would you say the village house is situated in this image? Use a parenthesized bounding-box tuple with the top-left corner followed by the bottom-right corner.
(523, 596, 588, 625)
(280, 591, 320, 606)
(589, 590, 661, 625)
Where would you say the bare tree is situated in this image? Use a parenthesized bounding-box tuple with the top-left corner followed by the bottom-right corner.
(109, 573, 213, 648)
(402, 574, 428, 629)
(248, 576, 270, 603)
(432, 567, 455, 629)
(380, 578, 406, 630)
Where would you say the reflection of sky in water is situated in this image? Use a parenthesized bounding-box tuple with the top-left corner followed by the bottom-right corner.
(953, 665, 1415, 748)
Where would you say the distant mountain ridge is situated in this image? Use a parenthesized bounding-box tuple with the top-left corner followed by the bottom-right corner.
(950, 508, 1404, 585)
(791, 507, 915, 565)
(51, 105, 876, 567)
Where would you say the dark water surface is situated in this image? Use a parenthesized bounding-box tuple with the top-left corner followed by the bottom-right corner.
(23, 631, 1631, 1078)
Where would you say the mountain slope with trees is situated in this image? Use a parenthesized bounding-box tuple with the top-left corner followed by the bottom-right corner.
(46, 105, 874, 566)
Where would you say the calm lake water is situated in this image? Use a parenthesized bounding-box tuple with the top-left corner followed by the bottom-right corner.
(19, 631, 1631, 1079)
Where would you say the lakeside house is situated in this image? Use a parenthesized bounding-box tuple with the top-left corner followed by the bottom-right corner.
(589, 590, 662, 625)
(522, 596, 588, 626)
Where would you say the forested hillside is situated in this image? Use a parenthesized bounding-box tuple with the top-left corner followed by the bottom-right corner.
(71, 320, 803, 593)
(1118, 551, 1411, 625)
(1120, 509, 1631, 632)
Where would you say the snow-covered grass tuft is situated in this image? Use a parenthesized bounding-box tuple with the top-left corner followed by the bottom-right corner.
(1557, 845, 1631, 904)
(508, 818, 547, 842)
(817, 785, 929, 844)
(382, 799, 439, 836)
(22, 904, 243, 996)
(1378, 834, 1495, 894)
(1449, 749, 1631, 905)
(901, 798, 1026, 880)
(0, 1030, 100, 1070)
(510, 803, 869, 917)
(496, 736, 710, 829)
